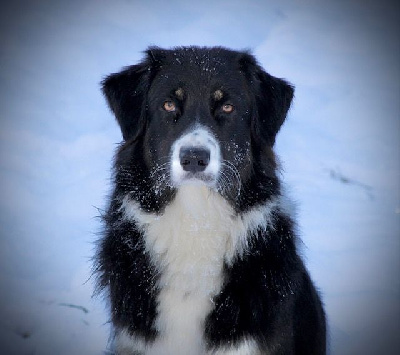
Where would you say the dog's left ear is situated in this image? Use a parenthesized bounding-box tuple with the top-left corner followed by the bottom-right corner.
(240, 53, 294, 145)
(256, 71, 294, 145)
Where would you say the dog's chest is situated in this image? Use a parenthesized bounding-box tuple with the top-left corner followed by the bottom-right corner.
(140, 186, 236, 353)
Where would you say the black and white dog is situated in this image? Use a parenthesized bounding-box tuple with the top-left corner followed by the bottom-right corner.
(95, 46, 326, 354)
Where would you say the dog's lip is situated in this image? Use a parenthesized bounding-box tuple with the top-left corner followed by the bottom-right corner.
(178, 172, 216, 185)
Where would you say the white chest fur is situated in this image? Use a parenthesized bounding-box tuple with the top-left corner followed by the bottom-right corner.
(123, 186, 235, 354)
(120, 185, 282, 354)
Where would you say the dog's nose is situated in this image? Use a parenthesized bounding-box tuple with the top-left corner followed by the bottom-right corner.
(179, 147, 210, 172)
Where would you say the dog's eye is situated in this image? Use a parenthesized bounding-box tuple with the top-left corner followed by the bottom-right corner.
(222, 104, 234, 113)
(163, 100, 176, 112)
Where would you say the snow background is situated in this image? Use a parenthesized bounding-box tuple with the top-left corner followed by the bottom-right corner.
(0, 0, 399, 354)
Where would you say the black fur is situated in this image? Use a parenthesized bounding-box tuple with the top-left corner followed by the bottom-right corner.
(95, 46, 326, 354)
(205, 214, 325, 353)
(97, 202, 159, 340)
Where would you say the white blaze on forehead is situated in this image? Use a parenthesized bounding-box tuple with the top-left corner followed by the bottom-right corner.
(170, 127, 221, 186)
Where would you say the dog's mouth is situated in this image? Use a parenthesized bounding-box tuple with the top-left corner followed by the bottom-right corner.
(178, 171, 217, 186)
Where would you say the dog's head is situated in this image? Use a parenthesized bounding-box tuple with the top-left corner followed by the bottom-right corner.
(102, 46, 293, 211)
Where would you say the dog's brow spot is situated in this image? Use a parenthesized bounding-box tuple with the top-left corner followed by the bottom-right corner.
(213, 90, 223, 101)
(175, 88, 184, 100)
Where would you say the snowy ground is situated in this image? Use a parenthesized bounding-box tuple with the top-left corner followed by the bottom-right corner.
(0, 1, 399, 354)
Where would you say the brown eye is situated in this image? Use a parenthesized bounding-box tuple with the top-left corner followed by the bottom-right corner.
(222, 104, 234, 113)
(163, 100, 176, 112)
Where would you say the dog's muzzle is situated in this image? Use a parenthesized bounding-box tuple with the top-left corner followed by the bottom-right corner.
(171, 127, 221, 187)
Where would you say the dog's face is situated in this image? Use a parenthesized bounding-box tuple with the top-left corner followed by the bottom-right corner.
(145, 54, 254, 194)
(102, 47, 294, 211)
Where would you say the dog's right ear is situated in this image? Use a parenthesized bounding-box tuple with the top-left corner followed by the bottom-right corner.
(102, 48, 167, 141)
(101, 57, 154, 141)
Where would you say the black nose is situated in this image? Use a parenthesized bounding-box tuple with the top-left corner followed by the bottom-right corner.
(179, 147, 210, 172)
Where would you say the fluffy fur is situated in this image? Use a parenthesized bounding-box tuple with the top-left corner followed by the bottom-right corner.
(95, 46, 326, 354)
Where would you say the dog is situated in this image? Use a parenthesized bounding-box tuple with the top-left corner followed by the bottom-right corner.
(95, 46, 326, 354)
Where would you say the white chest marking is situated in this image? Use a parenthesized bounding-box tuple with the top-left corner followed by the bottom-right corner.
(120, 185, 284, 354)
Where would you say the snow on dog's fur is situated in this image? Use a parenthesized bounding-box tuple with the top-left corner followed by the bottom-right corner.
(95, 46, 326, 354)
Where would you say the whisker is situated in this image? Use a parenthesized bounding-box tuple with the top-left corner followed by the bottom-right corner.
(218, 160, 242, 199)
(150, 161, 170, 178)
(149, 156, 173, 195)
